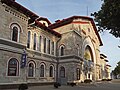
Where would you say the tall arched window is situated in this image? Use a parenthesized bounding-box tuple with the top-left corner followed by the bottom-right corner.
(12, 26, 18, 42)
(27, 31, 31, 48)
(60, 66, 65, 78)
(40, 64, 45, 77)
(11, 23, 21, 42)
(49, 65, 54, 77)
(8, 58, 19, 76)
(39, 36, 42, 51)
(60, 45, 65, 56)
(33, 33, 37, 50)
(44, 38, 46, 53)
(51, 42, 54, 55)
(48, 40, 50, 54)
(28, 62, 35, 77)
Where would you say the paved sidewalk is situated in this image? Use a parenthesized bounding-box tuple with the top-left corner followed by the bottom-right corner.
(3, 82, 120, 90)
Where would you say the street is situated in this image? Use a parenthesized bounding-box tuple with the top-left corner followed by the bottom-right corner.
(4, 82, 120, 90)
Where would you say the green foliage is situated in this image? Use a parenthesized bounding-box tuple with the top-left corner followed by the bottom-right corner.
(91, 0, 120, 38)
(112, 61, 120, 77)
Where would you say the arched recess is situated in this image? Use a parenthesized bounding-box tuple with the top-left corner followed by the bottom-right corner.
(82, 37, 96, 63)
(84, 45, 94, 62)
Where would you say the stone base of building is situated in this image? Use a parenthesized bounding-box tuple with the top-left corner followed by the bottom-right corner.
(0, 82, 54, 89)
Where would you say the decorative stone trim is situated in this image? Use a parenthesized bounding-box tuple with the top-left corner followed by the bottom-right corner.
(3, 4, 28, 21)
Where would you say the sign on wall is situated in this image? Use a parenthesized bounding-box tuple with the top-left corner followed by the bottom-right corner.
(21, 51, 27, 68)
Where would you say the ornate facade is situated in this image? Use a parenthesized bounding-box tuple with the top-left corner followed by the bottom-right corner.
(0, 0, 111, 86)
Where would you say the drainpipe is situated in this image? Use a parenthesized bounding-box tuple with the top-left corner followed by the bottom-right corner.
(56, 37, 61, 83)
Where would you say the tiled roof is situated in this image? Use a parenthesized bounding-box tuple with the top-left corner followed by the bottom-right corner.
(49, 16, 103, 46)
(35, 20, 61, 37)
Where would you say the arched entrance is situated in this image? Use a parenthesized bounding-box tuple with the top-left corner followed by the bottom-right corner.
(84, 45, 94, 80)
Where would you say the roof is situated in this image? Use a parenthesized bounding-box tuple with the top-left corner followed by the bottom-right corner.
(34, 20, 61, 37)
(104, 59, 109, 62)
(106, 64, 111, 67)
(37, 17, 51, 25)
(100, 54, 107, 58)
(49, 16, 103, 46)
(1, 0, 39, 22)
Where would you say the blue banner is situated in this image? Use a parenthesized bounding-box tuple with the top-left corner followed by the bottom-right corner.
(21, 52, 27, 68)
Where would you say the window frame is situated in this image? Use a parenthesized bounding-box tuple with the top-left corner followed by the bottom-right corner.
(7, 58, 19, 76)
(33, 33, 37, 50)
(49, 65, 54, 77)
(60, 66, 65, 78)
(27, 31, 31, 48)
(10, 23, 21, 42)
(59, 45, 65, 56)
(28, 61, 35, 77)
(40, 63, 45, 77)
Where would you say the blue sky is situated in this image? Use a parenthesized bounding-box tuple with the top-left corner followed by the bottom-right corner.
(16, 0, 120, 70)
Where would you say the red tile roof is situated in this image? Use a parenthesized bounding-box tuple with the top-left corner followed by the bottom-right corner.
(49, 16, 103, 46)
(35, 20, 61, 37)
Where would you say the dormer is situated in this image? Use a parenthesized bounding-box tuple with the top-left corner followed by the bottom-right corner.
(37, 17, 51, 27)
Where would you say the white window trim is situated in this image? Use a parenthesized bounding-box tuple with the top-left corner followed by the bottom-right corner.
(49, 65, 54, 77)
(59, 45, 65, 56)
(28, 61, 36, 77)
(40, 63, 46, 77)
(10, 24, 21, 42)
(6, 57, 19, 77)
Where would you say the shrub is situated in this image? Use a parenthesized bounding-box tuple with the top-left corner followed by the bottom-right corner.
(84, 79, 92, 83)
(70, 83, 76, 87)
(18, 83, 28, 90)
(102, 79, 107, 81)
(107, 79, 112, 81)
(54, 82, 61, 88)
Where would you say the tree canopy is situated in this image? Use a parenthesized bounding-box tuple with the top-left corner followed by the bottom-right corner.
(112, 61, 120, 78)
(91, 0, 120, 38)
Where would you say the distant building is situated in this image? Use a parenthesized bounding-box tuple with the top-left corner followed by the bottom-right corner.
(0, 0, 110, 86)
(100, 54, 111, 79)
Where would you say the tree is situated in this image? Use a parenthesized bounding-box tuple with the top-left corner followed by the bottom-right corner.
(91, 0, 120, 38)
(112, 61, 120, 78)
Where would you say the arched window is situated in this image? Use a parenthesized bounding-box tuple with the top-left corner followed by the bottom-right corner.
(44, 38, 46, 53)
(39, 36, 42, 51)
(10, 23, 21, 42)
(60, 45, 65, 56)
(8, 58, 19, 76)
(27, 31, 31, 48)
(48, 39, 51, 54)
(60, 66, 65, 78)
(84, 45, 93, 61)
(12, 26, 18, 42)
(49, 65, 54, 77)
(40, 64, 45, 77)
(28, 62, 35, 77)
(33, 33, 37, 50)
(51, 42, 54, 55)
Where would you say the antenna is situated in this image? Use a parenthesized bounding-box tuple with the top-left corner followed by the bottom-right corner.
(87, 6, 88, 16)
